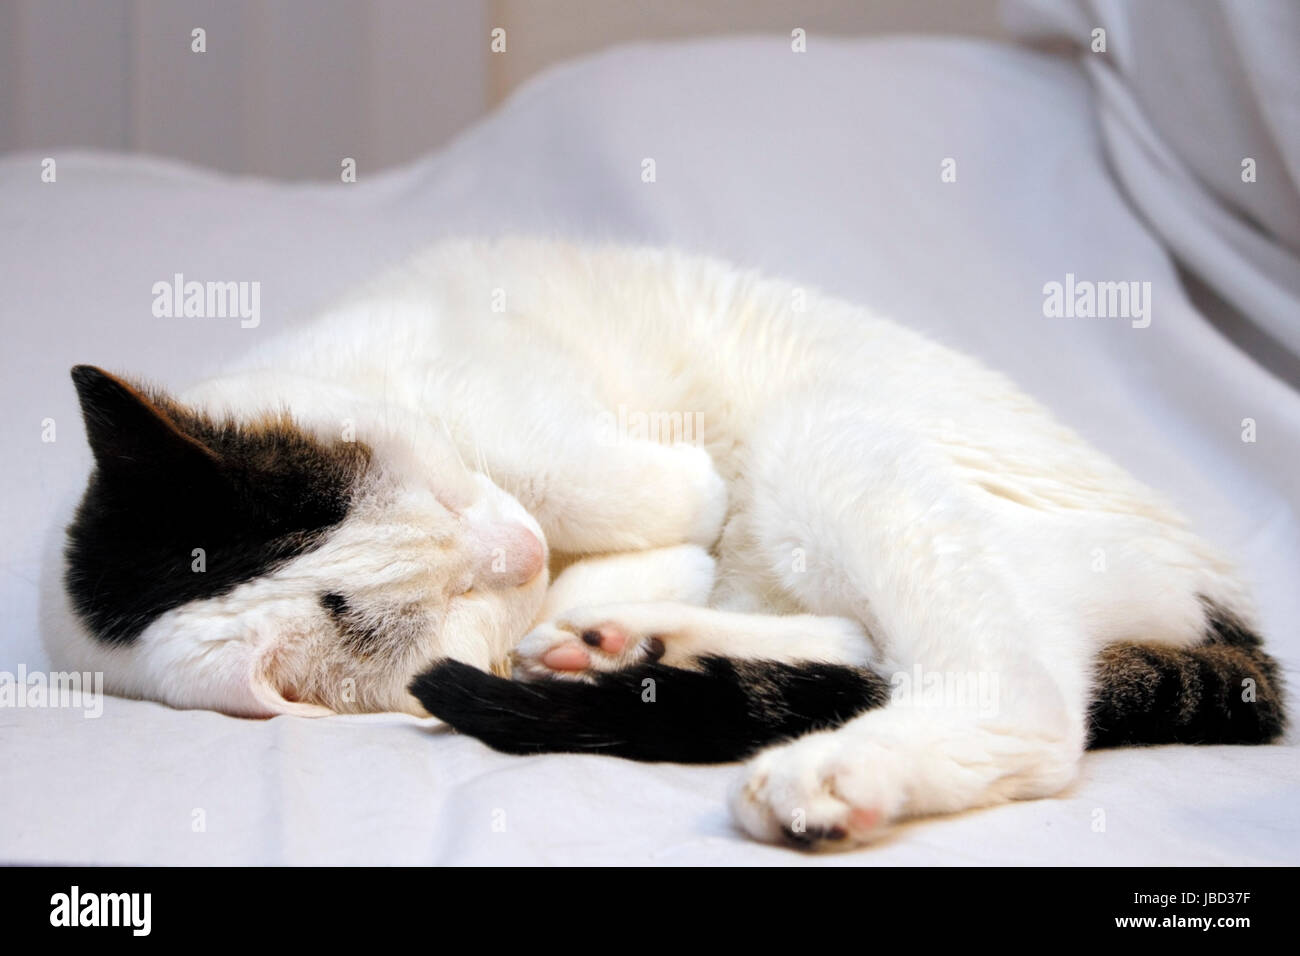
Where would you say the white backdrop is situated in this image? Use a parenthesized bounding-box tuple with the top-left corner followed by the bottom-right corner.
(0, 0, 1005, 179)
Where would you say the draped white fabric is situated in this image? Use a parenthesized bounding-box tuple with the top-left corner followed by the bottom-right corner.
(1007, 0, 1300, 367)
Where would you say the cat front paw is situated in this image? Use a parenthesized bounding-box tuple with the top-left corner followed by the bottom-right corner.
(511, 606, 685, 681)
(730, 731, 903, 851)
(679, 443, 728, 548)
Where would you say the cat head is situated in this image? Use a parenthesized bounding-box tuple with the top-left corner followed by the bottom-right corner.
(57, 365, 548, 718)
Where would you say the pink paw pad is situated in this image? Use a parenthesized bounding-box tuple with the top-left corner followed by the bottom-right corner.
(580, 625, 628, 654)
(541, 644, 591, 671)
(849, 807, 882, 831)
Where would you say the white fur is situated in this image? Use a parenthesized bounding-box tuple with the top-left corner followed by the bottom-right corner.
(51, 237, 1252, 846)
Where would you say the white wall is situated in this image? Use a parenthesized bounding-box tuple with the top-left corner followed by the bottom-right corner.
(487, 0, 1007, 103)
(0, 0, 1003, 179)
(1, 0, 489, 179)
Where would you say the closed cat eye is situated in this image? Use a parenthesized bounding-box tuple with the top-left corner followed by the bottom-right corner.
(320, 593, 350, 617)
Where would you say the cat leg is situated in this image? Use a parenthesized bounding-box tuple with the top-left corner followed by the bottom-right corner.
(537, 545, 718, 621)
(515, 544, 718, 677)
(511, 438, 726, 554)
(729, 654, 1086, 848)
(726, 402, 1089, 848)
(513, 600, 874, 681)
(447, 368, 727, 553)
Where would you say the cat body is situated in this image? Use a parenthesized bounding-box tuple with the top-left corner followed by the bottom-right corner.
(54, 238, 1284, 848)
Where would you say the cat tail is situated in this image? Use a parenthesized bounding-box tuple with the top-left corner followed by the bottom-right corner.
(409, 656, 889, 764)
(1087, 602, 1287, 748)
(411, 603, 1286, 763)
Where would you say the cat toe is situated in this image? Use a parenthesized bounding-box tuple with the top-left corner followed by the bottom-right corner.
(781, 823, 849, 847)
(539, 643, 591, 671)
(579, 624, 628, 654)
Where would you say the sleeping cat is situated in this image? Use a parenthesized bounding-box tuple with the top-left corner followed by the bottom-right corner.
(52, 237, 1284, 849)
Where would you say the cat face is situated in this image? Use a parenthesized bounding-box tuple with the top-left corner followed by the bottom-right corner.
(61, 366, 548, 717)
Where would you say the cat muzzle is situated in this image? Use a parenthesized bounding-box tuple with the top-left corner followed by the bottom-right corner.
(470, 522, 546, 589)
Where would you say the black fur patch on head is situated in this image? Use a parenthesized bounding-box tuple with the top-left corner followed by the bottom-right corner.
(64, 365, 371, 646)
(410, 657, 889, 763)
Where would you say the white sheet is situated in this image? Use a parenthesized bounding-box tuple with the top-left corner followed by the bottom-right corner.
(2, 35, 1297, 865)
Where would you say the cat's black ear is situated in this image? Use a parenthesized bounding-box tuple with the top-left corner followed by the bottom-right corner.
(70, 365, 218, 475)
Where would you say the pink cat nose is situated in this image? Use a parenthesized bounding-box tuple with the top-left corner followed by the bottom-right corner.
(512, 530, 546, 584)
(473, 522, 546, 589)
